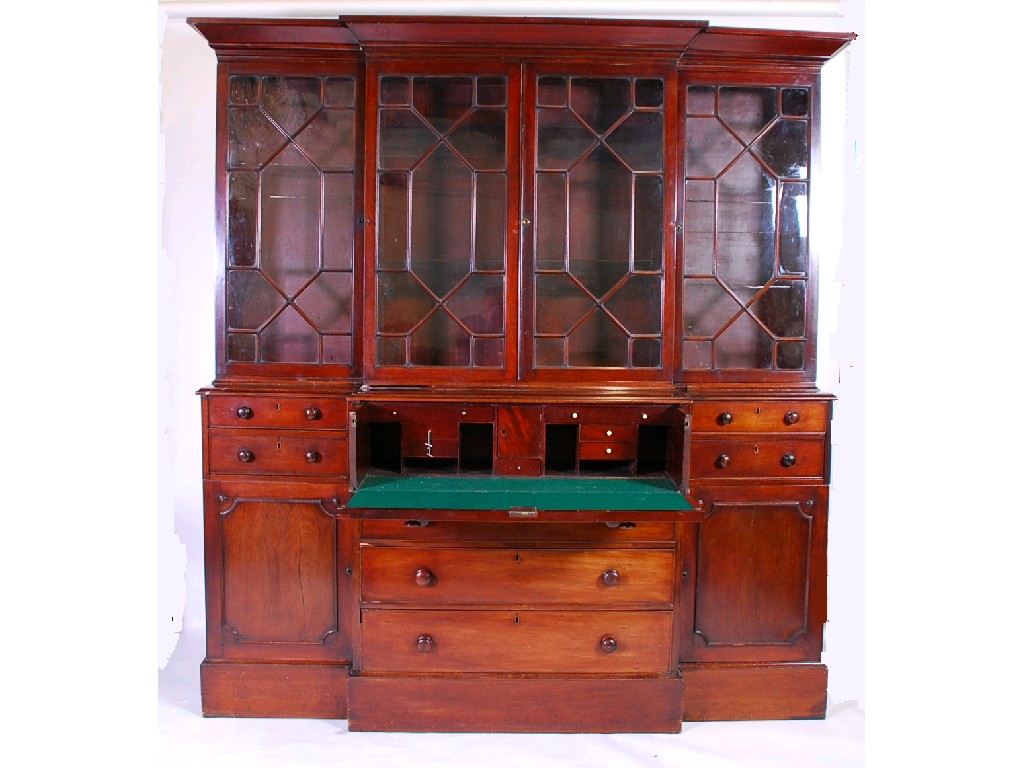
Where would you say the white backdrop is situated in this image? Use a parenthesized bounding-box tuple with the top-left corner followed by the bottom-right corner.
(156, 0, 866, 737)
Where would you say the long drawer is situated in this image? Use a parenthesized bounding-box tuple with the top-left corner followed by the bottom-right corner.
(360, 609, 674, 673)
(361, 547, 675, 606)
(207, 395, 348, 430)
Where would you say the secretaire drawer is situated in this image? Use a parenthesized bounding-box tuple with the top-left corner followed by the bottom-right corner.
(359, 609, 674, 673)
(207, 395, 348, 430)
(690, 401, 828, 433)
(361, 547, 675, 606)
(208, 431, 348, 476)
(359, 520, 677, 545)
(690, 437, 825, 481)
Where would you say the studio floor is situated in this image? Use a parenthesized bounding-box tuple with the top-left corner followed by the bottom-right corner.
(159, 630, 864, 768)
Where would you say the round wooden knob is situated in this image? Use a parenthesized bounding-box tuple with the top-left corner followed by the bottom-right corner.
(717, 412, 733, 426)
(784, 411, 800, 425)
(414, 567, 435, 587)
(781, 453, 797, 468)
(600, 635, 618, 654)
(602, 569, 620, 587)
(305, 407, 322, 420)
(416, 634, 434, 653)
(237, 450, 255, 463)
(305, 450, 321, 463)
(715, 454, 731, 469)
(236, 406, 253, 420)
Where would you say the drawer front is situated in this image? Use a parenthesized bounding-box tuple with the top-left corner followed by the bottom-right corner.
(545, 405, 671, 424)
(360, 609, 674, 673)
(208, 432, 348, 476)
(361, 403, 494, 423)
(690, 437, 825, 481)
(579, 424, 638, 443)
(361, 548, 675, 606)
(360, 520, 677, 545)
(207, 395, 348, 430)
(493, 458, 543, 476)
(690, 401, 828, 433)
(579, 441, 637, 461)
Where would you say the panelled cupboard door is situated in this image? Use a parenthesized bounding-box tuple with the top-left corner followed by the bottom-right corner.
(204, 487, 348, 662)
(682, 486, 828, 662)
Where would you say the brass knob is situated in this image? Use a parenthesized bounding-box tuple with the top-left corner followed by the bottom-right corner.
(715, 454, 730, 469)
(416, 634, 434, 653)
(717, 412, 733, 426)
(236, 406, 253, 420)
(305, 407, 322, 420)
(414, 567, 435, 587)
(781, 453, 797, 468)
(600, 635, 618, 654)
(306, 450, 321, 463)
(602, 569, 620, 587)
(784, 411, 800, 425)
(237, 450, 255, 463)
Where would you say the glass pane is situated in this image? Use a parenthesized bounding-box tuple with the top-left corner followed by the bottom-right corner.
(323, 173, 354, 270)
(379, 108, 436, 169)
(294, 108, 355, 171)
(325, 77, 355, 107)
(779, 182, 808, 274)
(537, 108, 594, 170)
(226, 270, 284, 330)
(538, 76, 568, 107)
(606, 112, 663, 171)
(261, 77, 321, 135)
(229, 75, 259, 105)
(413, 77, 474, 132)
(634, 175, 664, 272)
(377, 172, 409, 269)
(260, 158, 322, 296)
(410, 145, 473, 297)
(568, 311, 628, 367)
(446, 273, 505, 335)
(571, 78, 631, 134)
(323, 334, 352, 365)
(410, 311, 471, 366)
(605, 275, 662, 335)
(718, 87, 776, 142)
(261, 305, 319, 363)
(228, 107, 286, 169)
(751, 280, 806, 338)
(686, 85, 715, 116)
(568, 145, 631, 299)
(782, 88, 809, 117)
(377, 271, 435, 334)
(536, 173, 567, 270)
(683, 180, 714, 276)
(534, 337, 565, 367)
(295, 271, 353, 333)
(635, 79, 664, 108)
(535, 273, 594, 335)
(631, 338, 661, 368)
(716, 313, 774, 369)
(684, 117, 742, 178)
(227, 173, 257, 267)
(474, 173, 506, 271)
(448, 109, 506, 171)
(477, 77, 506, 106)
(379, 76, 410, 105)
(227, 333, 256, 362)
(778, 341, 804, 369)
(683, 278, 740, 338)
(755, 119, 809, 179)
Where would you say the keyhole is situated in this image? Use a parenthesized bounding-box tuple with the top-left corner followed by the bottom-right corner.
(514, 614, 520, 625)
(275, 402, 281, 411)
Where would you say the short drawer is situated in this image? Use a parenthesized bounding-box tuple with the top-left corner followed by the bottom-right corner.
(690, 437, 825, 481)
(361, 547, 675, 606)
(545, 405, 672, 424)
(493, 458, 543, 476)
(579, 424, 638, 442)
(690, 401, 828, 433)
(579, 441, 637, 461)
(208, 431, 348, 476)
(359, 520, 677, 545)
(207, 395, 348, 430)
(360, 609, 674, 673)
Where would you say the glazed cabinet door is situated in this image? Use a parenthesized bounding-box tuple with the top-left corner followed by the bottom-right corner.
(523, 66, 677, 381)
(679, 75, 820, 384)
(204, 484, 355, 662)
(220, 63, 362, 378)
(682, 485, 827, 662)
(365, 64, 520, 381)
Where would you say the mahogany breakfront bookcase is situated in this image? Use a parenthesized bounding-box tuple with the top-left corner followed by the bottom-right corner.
(190, 16, 855, 732)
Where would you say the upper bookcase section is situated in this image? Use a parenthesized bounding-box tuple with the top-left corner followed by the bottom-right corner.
(190, 17, 854, 387)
